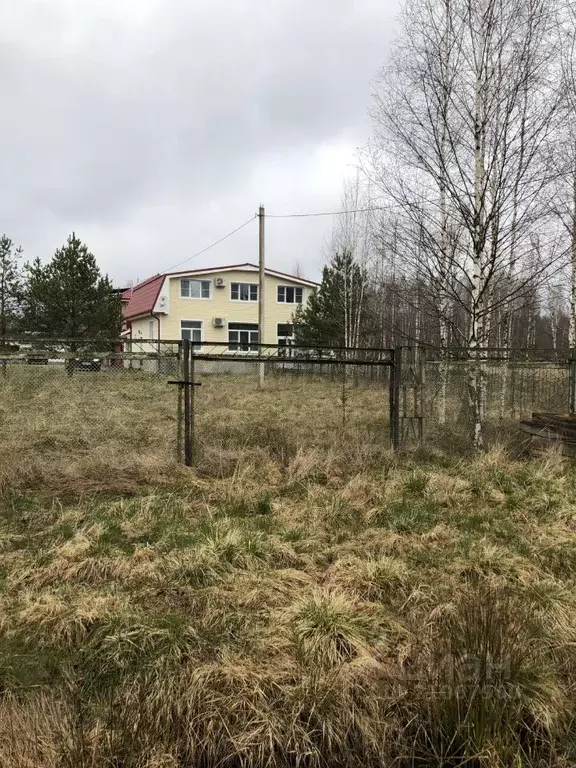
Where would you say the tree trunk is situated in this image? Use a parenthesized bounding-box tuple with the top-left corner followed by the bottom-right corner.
(438, 315, 449, 426)
(570, 167, 576, 351)
(469, 37, 487, 452)
(437, 24, 451, 425)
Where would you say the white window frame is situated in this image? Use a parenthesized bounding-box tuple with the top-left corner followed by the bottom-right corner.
(230, 282, 258, 302)
(277, 285, 303, 304)
(228, 322, 259, 353)
(181, 320, 203, 350)
(148, 320, 155, 340)
(180, 279, 211, 300)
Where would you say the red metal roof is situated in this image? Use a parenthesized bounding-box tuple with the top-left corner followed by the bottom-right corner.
(122, 274, 165, 320)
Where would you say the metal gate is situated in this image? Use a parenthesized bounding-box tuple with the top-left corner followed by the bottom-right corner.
(175, 341, 394, 466)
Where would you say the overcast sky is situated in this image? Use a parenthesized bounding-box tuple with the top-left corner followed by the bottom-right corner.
(1, 0, 399, 286)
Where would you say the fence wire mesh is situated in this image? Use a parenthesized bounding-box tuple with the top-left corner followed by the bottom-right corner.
(424, 352, 571, 449)
(0, 339, 394, 472)
(190, 345, 392, 467)
(0, 339, 183, 474)
(2, 338, 574, 463)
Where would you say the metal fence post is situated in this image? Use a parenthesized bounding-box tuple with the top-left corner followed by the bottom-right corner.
(418, 347, 426, 444)
(176, 341, 183, 461)
(570, 353, 576, 416)
(390, 347, 402, 450)
(183, 338, 192, 467)
(389, 349, 395, 448)
(190, 344, 196, 463)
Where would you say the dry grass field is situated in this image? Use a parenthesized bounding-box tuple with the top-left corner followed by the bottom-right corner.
(0, 367, 576, 766)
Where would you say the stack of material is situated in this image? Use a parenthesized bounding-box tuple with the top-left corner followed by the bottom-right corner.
(520, 413, 576, 454)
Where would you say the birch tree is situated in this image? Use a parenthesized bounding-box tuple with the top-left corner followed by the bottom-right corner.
(332, 176, 374, 350)
(295, 177, 373, 351)
(550, 1, 576, 351)
(368, 0, 560, 449)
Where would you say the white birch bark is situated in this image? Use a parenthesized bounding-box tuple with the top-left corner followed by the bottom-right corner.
(367, 0, 559, 449)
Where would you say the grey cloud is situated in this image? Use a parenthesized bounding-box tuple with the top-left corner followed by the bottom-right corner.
(0, 0, 398, 284)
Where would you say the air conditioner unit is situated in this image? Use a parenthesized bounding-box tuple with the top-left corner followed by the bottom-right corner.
(158, 295, 168, 309)
(214, 277, 226, 288)
(212, 317, 226, 328)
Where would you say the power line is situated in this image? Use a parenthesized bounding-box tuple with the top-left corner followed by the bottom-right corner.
(161, 205, 395, 275)
(165, 215, 257, 272)
(266, 204, 403, 219)
(162, 205, 399, 274)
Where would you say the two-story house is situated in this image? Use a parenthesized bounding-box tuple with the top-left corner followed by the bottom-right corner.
(121, 263, 318, 351)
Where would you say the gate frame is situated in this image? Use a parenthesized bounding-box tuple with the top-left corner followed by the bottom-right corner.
(178, 342, 396, 464)
(389, 346, 426, 450)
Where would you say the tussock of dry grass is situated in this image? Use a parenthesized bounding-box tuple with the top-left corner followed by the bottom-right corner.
(1, 369, 576, 765)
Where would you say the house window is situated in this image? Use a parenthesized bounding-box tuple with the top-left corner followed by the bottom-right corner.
(181, 320, 202, 350)
(180, 279, 210, 299)
(148, 320, 155, 340)
(228, 322, 258, 351)
(277, 285, 303, 304)
(230, 282, 258, 302)
(277, 323, 294, 356)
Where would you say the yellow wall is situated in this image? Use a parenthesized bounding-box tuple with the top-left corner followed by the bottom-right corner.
(159, 270, 310, 345)
(129, 316, 156, 340)
(125, 316, 158, 355)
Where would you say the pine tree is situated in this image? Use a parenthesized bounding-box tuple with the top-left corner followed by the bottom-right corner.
(23, 233, 121, 341)
(0, 235, 23, 343)
(294, 250, 366, 349)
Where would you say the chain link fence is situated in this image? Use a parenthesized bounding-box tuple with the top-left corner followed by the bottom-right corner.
(0, 339, 183, 477)
(189, 344, 392, 469)
(0, 339, 394, 473)
(422, 350, 572, 450)
(2, 338, 574, 463)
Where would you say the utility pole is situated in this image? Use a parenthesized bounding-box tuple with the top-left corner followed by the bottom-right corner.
(258, 204, 265, 387)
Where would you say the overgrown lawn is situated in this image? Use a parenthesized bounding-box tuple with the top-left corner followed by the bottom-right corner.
(0, 369, 575, 766)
